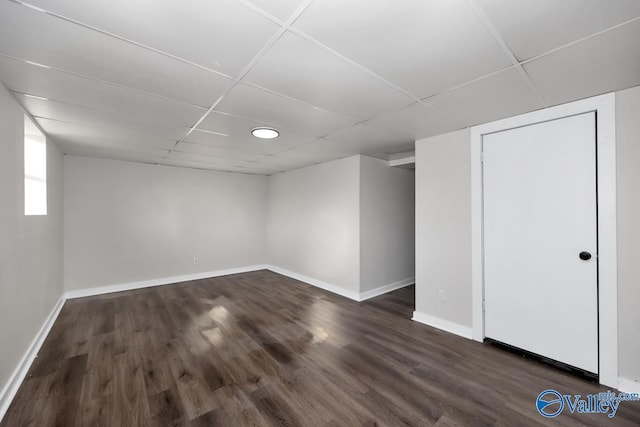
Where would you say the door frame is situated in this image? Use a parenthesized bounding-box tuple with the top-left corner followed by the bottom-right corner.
(470, 93, 617, 388)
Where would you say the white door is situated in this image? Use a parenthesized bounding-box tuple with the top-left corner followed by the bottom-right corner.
(482, 112, 598, 373)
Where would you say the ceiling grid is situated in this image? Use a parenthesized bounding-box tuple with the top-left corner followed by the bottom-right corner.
(0, 0, 638, 174)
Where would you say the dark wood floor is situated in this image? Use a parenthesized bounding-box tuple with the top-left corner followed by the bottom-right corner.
(2, 270, 639, 426)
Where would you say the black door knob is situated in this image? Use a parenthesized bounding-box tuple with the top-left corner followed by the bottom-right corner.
(579, 251, 592, 261)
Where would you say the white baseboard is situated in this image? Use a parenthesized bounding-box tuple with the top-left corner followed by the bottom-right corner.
(65, 264, 269, 299)
(412, 311, 473, 339)
(618, 377, 640, 394)
(266, 266, 413, 302)
(0, 296, 65, 422)
(358, 277, 415, 301)
(266, 265, 361, 301)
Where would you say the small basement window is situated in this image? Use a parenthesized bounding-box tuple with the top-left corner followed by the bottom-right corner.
(24, 116, 46, 216)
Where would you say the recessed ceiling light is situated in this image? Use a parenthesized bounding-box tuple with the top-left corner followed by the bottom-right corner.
(251, 127, 279, 139)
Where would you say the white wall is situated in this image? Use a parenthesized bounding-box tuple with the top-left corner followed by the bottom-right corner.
(64, 156, 267, 291)
(0, 87, 63, 397)
(414, 129, 472, 328)
(267, 156, 361, 294)
(360, 156, 415, 293)
(414, 87, 640, 386)
(616, 85, 640, 385)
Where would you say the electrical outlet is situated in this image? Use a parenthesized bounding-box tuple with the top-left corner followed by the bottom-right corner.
(438, 290, 446, 302)
(193, 257, 199, 265)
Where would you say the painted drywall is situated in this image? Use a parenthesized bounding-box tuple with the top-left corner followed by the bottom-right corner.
(414, 129, 472, 328)
(267, 156, 361, 294)
(414, 86, 640, 387)
(616, 85, 640, 385)
(360, 155, 415, 292)
(0, 87, 64, 394)
(63, 156, 267, 291)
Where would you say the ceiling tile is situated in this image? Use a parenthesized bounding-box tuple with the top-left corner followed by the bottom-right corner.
(166, 150, 257, 167)
(2, 0, 634, 175)
(288, 140, 360, 159)
(365, 102, 463, 141)
(159, 159, 241, 173)
(293, 0, 511, 99)
(0, 1, 232, 107)
(196, 110, 315, 147)
(16, 94, 193, 138)
(235, 166, 281, 176)
(428, 68, 545, 127)
(58, 142, 167, 163)
(305, 124, 415, 156)
(159, 158, 265, 175)
(476, 0, 640, 61)
(266, 145, 342, 164)
(243, 31, 414, 120)
(325, 124, 407, 146)
(523, 19, 640, 106)
(172, 142, 264, 162)
(33, 114, 187, 142)
(0, 56, 205, 126)
(292, 140, 400, 163)
(21, 0, 280, 77)
(216, 82, 355, 136)
(184, 130, 292, 155)
(35, 117, 180, 151)
(251, 154, 317, 171)
(244, 0, 306, 21)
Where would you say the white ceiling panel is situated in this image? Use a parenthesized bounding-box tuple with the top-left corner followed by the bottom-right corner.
(33, 113, 187, 142)
(21, 0, 280, 77)
(63, 151, 164, 166)
(243, 31, 414, 120)
(0, 1, 232, 107)
(196, 110, 315, 147)
(476, 0, 640, 61)
(242, 161, 285, 173)
(250, 153, 317, 171)
(35, 117, 180, 151)
(365, 102, 463, 141)
(293, 0, 511, 99)
(0, 56, 205, 126)
(58, 142, 168, 163)
(16, 94, 193, 139)
(428, 68, 545, 127)
(524, 19, 640, 106)
(285, 134, 413, 161)
(1, 1, 638, 174)
(159, 159, 244, 173)
(387, 144, 417, 155)
(159, 157, 272, 175)
(184, 130, 292, 156)
(236, 166, 282, 176)
(289, 139, 363, 159)
(165, 151, 258, 167)
(266, 145, 343, 165)
(324, 124, 409, 147)
(293, 124, 415, 157)
(244, 0, 306, 21)
(216, 82, 355, 136)
(173, 142, 264, 162)
(295, 138, 386, 159)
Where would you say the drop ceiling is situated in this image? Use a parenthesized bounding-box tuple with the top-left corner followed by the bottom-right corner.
(1, 0, 639, 175)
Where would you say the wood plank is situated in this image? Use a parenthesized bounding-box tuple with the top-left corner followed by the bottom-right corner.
(2, 270, 639, 426)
